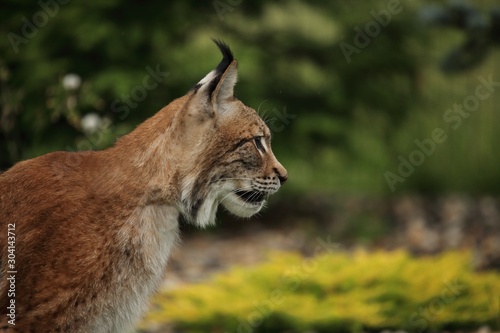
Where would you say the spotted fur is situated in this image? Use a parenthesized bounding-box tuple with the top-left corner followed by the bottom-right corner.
(0, 40, 287, 332)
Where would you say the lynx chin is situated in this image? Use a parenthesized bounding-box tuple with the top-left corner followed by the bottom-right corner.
(0, 40, 287, 333)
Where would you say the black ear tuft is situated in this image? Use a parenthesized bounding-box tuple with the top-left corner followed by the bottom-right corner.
(212, 39, 234, 75)
(205, 39, 235, 98)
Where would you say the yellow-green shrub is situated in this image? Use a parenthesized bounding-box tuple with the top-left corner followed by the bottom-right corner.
(142, 250, 500, 332)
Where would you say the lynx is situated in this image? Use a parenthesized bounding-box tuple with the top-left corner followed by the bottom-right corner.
(0, 40, 287, 333)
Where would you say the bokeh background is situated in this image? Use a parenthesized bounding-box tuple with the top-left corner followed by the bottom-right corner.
(1, 0, 500, 332)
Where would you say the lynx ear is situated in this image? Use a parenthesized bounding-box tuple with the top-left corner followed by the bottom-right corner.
(210, 60, 238, 111)
(193, 39, 238, 116)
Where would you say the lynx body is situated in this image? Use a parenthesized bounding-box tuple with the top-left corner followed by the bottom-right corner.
(0, 41, 287, 333)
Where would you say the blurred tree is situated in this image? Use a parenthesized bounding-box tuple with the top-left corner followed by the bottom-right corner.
(0, 0, 424, 176)
(0, 0, 221, 168)
(2, 0, 498, 194)
(419, 1, 500, 72)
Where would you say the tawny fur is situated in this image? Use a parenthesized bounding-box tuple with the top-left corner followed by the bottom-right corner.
(0, 41, 287, 332)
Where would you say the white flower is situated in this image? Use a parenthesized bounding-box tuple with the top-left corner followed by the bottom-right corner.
(81, 113, 102, 133)
(62, 73, 81, 91)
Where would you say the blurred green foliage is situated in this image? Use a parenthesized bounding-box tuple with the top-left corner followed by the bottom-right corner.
(142, 250, 500, 332)
(1, 0, 499, 194)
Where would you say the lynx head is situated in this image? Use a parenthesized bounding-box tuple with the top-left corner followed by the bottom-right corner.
(175, 40, 287, 227)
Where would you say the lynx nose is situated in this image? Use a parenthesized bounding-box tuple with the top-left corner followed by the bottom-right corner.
(273, 166, 288, 185)
(278, 172, 288, 185)
(269, 153, 287, 186)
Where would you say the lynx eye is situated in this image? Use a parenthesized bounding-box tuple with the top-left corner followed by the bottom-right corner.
(254, 136, 265, 152)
